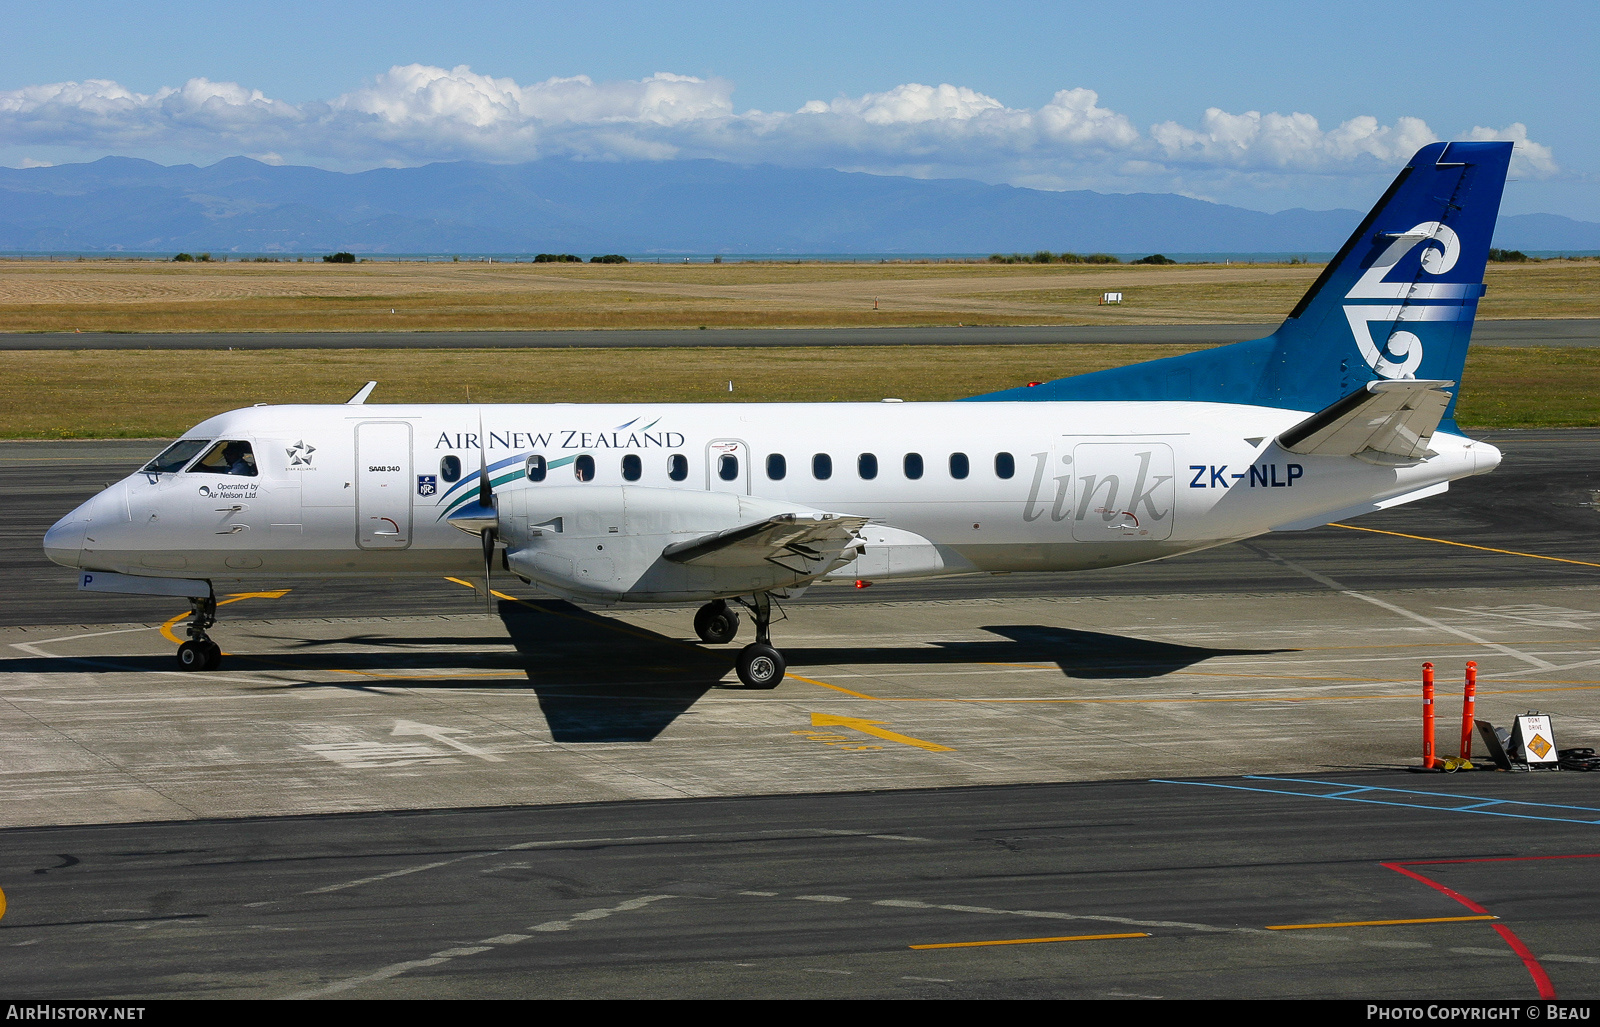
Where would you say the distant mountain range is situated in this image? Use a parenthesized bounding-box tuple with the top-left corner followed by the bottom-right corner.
(0, 156, 1594, 255)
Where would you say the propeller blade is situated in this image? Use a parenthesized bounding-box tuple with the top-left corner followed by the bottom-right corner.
(476, 411, 499, 611)
(482, 526, 496, 616)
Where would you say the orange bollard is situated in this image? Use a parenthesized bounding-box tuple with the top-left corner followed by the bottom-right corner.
(1422, 662, 1437, 769)
(1460, 661, 1477, 760)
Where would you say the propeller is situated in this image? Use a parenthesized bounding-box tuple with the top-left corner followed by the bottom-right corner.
(445, 413, 500, 615)
(478, 436, 497, 613)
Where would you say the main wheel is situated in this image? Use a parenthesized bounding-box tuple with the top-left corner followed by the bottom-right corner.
(694, 600, 740, 645)
(177, 641, 208, 670)
(736, 643, 785, 689)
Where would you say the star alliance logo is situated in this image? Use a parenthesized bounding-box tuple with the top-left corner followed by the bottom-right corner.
(286, 440, 316, 466)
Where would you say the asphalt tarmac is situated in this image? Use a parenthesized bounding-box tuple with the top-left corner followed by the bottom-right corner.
(1, 318, 1596, 349)
(3, 432, 1599, 999)
(1, 772, 1597, 999)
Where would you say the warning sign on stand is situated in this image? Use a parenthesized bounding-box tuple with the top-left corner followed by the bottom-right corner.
(1513, 714, 1558, 766)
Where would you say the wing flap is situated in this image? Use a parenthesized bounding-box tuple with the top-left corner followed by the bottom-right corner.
(1278, 379, 1455, 460)
(662, 512, 869, 573)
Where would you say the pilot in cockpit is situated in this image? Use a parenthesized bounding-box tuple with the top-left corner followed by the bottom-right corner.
(223, 442, 255, 476)
(189, 440, 258, 477)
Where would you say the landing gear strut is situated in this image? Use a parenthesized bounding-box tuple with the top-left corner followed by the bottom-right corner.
(733, 592, 785, 689)
(176, 594, 222, 671)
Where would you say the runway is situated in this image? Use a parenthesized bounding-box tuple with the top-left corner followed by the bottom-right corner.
(3, 432, 1599, 998)
(1, 318, 1596, 349)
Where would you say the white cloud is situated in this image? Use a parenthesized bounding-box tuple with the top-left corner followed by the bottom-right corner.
(1465, 122, 1559, 177)
(1149, 108, 1441, 170)
(0, 66, 1558, 202)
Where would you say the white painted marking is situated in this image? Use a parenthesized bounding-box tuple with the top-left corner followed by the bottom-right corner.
(302, 741, 457, 769)
(10, 626, 153, 648)
(294, 956, 451, 997)
(306, 857, 477, 895)
(739, 891, 779, 897)
(527, 894, 677, 933)
(1542, 954, 1600, 964)
(904, 976, 955, 983)
(803, 968, 852, 975)
(795, 895, 852, 903)
(292, 894, 676, 998)
(391, 719, 506, 762)
(1245, 545, 1556, 669)
(1448, 947, 1514, 957)
(481, 934, 531, 945)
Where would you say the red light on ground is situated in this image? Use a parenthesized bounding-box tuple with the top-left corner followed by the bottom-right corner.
(1026, 381, 1043, 387)
(854, 579, 872, 588)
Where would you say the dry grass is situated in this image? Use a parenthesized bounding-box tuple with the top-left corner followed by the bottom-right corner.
(0, 259, 1592, 333)
(1, 343, 1594, 440)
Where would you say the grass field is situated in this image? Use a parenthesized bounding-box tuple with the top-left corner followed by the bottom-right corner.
(3, 343, 1595, 440)
(0, 258, 1593, 332)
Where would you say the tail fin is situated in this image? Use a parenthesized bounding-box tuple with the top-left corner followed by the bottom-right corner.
(966, 141, 1513, 428)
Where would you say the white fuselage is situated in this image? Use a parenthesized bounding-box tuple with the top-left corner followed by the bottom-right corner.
(44, 399, 1501, 603)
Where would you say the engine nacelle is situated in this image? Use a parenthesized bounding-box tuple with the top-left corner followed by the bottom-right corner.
(498, 486, 853, 604)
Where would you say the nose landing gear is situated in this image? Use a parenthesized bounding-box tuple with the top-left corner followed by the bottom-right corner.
(176, 594, 222, 671)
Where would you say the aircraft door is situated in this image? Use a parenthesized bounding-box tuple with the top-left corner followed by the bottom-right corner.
(705, 439, 750, 495)
(1069, 443, 1175, 542)
(356, 421, 413, 549)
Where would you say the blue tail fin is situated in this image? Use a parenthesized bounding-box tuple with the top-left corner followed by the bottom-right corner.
(966, 141, 1513, 428)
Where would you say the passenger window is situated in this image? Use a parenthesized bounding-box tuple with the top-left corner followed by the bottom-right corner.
(621, 454, 642, 481)
(812, 453, 832, 480)
(142, 438, 209, 475)
(440, 455, 462, 483)
(904, 453, 923, 480)
(718, 454, 740, 481)
(190, 440, 258, 477)
(525, 454, 547, 482)
(858, 453, 878, 480)
(575, 454, 595, 482)
(766, 453, 787, 480)
(949, 452, 969, 479)
(668, 453, 688, 481)
(995, 452, 1015, 479)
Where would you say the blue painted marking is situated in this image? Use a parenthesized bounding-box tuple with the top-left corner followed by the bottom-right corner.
(1150, 776, 1600, 826)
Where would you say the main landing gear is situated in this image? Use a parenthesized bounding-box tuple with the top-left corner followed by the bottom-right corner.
(694, 594, 786, 689)
(176, 594, 222, 671)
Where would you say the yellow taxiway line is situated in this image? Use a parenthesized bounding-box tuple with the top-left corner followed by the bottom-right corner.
(911, 932, 1149, 950)
(1267, 915, 1497, 931)
(1333, 523, 1600, 569)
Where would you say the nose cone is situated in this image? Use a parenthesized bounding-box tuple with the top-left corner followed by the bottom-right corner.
(1471, 440, 1503, 475)
(44, 513, 87, 568)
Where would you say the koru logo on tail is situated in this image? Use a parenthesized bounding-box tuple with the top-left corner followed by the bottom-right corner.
(1343, 221, 1469, 379)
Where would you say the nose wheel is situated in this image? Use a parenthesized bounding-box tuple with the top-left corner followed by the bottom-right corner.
(176, 594, 222, 671)
(733, 592, 785, 689)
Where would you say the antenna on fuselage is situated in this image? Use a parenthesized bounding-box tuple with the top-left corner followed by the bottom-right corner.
(345, 381, 377, 405)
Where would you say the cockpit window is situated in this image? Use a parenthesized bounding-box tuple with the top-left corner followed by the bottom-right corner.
(189, 440, 259, 477)
(142, 439, 210, 475)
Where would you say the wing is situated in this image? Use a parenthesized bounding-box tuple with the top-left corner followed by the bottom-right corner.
(1277, 379, 1455, 462)
(662, 512, 869, 576)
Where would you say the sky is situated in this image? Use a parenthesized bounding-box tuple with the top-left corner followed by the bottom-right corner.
(1, 0, 1594, 218)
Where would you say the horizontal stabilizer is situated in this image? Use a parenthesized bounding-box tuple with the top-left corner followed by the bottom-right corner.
(1278, 379, 1455, 461)
(663, 512, 868, 573)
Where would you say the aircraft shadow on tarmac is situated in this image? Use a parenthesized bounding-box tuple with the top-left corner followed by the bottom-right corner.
(782, 624, 1288, 679)
(0, 602, 1289, 743)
